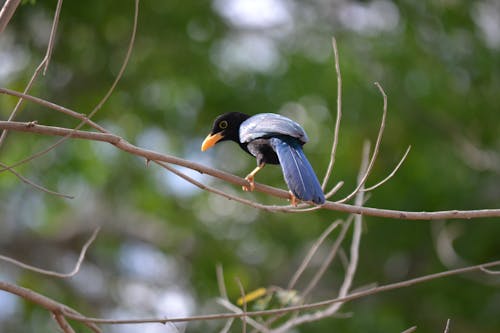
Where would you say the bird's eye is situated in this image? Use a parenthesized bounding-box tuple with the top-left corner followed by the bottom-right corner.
(219, 120, 228, 129)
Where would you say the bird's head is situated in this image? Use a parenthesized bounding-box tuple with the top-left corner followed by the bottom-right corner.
(201, 112, 250, 151)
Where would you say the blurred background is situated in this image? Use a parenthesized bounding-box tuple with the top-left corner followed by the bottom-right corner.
(0, 0, 499, 332)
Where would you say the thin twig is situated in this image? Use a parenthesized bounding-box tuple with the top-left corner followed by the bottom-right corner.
(0, 0, 21, 34)
(0, 161, 73, 198)
(0, 88, 107, 132)
(219, 318, 235, 333)
(363, 145, 411, 192)
(0, 62, 45, 148)
(288, 219, 343, 290)
(0, 227, 100, 278)
(215, 265, 236, 332)
(324, 181, 344, 199)
(401, 326, 417, 333)
(0, 0, 138, 175)
(480, 267, 500, 274)
(236, 278, 247, 333)
(322, 37, 343, 192)
(443, 318, 451, 333)
(301, 215, 354, 298)
(216, 299, 270, 333)
(53, 312, 76, 333)
(86, 0, 138, 121)
(216, 264, 229, 299)
(0, 0, 63, 148)
(336, 82, 388, 203)
(43, 0, 64, 75)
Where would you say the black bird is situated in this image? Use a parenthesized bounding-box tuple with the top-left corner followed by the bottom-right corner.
(201, 112, 325, 205)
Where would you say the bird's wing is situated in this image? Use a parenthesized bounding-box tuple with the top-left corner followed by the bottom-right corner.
(239, 113, 309, 144)
(270, 137, 325, 204)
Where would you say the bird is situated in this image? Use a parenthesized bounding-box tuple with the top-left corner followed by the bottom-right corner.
(201, 112, 325, 205)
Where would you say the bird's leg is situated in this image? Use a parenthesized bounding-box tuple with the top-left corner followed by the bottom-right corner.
(243, 163, 265, 192)
(289, 192, 300, 207)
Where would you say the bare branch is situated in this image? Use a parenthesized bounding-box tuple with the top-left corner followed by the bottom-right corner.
(401, 326, 418, 333)
(2, 120, 500, 220)
(0, 281, 101, 333)
(480, 266, 500, 275)
(236, 278, 248, 333)
(322, 37, 343, 193)
(53, 312, 77, 333)
(0, 0, 138, 176)
(0, 161, 74, 198)
(216, 264, 235, 333)
(363, 145, 411, 192)
(57, 259, 500, 325)
(86, 0, 139, 120)
(216, 264, 229, 300)
(444, 319, 451, 333)
(287, 219, 343, 290)
(0, 88, 108, 132)
(0, 0, 20, 34)
(0, 0, 63, 148)
(324, 181, 344, 199)
(217, 299, 270, 333)
(275, 141, 370, 332)
(0, 62, 46, 148)
(336, 82, 388, 203)
(0, 227, 100, 278)
(43, 0, 63, 75)
(301, 216, 353, 297)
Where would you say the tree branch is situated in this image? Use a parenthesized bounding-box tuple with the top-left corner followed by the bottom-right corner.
(1, 120, 500, 220)
(0, 0, 20, 34)
(57, 259, 500, 325)
(0, 227, 100, 278)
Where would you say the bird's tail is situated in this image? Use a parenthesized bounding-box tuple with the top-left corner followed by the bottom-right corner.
(270, 137, 325, 204)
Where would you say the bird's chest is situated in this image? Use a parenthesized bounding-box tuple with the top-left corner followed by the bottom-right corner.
(245, 139, 280, 165)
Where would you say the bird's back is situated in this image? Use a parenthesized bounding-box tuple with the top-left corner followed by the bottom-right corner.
(239, 113, 309, 144)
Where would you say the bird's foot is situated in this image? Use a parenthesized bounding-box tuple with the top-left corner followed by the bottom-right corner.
(242, 175, 255, 192)
(289, 192, 300, 207)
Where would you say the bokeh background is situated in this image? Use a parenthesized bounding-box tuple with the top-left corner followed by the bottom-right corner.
(0, 0, 499, 332)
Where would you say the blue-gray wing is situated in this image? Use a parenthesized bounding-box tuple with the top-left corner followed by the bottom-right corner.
(239, 113, 309, 144)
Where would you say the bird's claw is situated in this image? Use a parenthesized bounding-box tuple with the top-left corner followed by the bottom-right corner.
(242, 175, 255, 192)
(289, 192, 299, 207)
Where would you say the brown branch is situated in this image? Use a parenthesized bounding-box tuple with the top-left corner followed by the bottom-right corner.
(401, 326, 418, 333)
(0, 0, 63, 148)
(278, 143, 370, 332)
(53, 312, 77, 333)
(301, 216, 353, 297)
(43, 0, 64, 75)
(443, 319, 451, 333)
(363, 145, 411, 192)
(0, 87, 108, 132)
(0, 227, 100, 278)
(287, 219, 342, 290)
(0, 0, 20, 34)
(2, 120, 500, 220)
(0, 281, 101, 333)
(0, 160, 73, 198)
(0, 0, 138, 175)
(322, 37, 343, 193)
(59, 259, 500, 325)
(336, 82, 388, 203)
(86, 0, 139, 120)
(0, 62, 46, 148)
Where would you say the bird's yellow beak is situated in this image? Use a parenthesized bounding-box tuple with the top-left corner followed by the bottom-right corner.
(201, 132, 224, 151)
